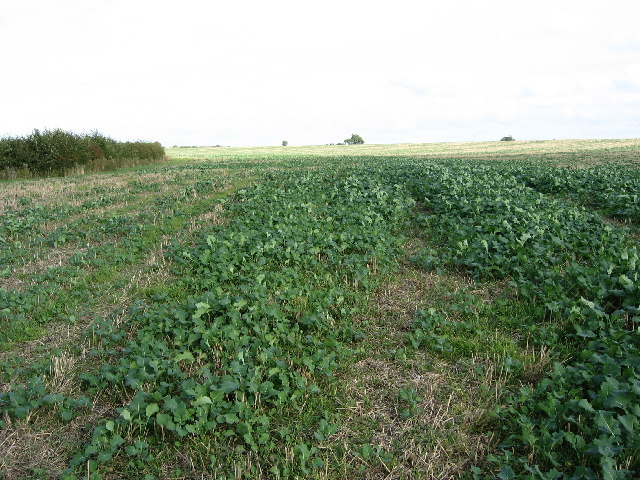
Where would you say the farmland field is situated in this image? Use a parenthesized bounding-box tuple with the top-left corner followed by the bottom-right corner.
(1, 139, 639, 479)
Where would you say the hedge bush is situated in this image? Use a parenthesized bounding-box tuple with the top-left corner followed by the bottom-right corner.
(0, 129, 165, 178)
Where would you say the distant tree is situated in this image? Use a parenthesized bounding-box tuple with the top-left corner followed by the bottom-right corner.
(344, 134, 364, 145)
(500, 135, 515, 141)
(282, 140, 288, 146)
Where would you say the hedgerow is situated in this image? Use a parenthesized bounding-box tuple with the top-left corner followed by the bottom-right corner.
(0, 129, 165, 178)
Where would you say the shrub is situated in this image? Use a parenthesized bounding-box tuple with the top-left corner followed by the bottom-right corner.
(0, 129, 165, 178)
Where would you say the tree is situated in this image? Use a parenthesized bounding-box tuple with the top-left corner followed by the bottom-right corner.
(500, 135, 515, 141)
(344, 134, 364, 145)
(282, 140, 288, 146)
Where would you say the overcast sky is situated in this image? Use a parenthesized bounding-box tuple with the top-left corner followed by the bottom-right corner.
(1, 0, 639, 146)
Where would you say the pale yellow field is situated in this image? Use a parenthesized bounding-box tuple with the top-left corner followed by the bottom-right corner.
(167, 138, 640, 164)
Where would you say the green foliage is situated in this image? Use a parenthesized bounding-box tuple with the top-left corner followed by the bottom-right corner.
(0, 374, 90, 425)
(500, 136, 515, 141)
(394, 161, 640, 478)
(512, 164, 640, 223)
(0, 170, 231, 350)
(344, 134, 364, 145)
(282, 140, 288, 146)
(57, 169, 413, 476)
(0, 129, 165, 177)
(397, 387, 423, 419)
(3, 153, 640, 477)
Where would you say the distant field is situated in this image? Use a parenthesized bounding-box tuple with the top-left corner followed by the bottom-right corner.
(1, 141, 639, 479)
(167, 138, 640, 166)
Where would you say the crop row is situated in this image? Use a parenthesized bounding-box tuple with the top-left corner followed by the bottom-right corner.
(509, 164, 640, 224)
(387, 161, 639, 479)
(0, 171, 231, 240)
(0, 176, 233, 349)
(0, 175, 231, 279)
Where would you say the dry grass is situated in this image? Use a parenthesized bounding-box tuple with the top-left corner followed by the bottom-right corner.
(328, 261, 502, 480)
(335, 354, 497, 479)
(186, 203, 227, 233)
(0, 423, 69, 479)
(0, 320, 83, 364)
(0, 168, 230, 215)
(0, 399, 116, 480)
(0, 245, 88, 291)
(48, 351, 77, 395)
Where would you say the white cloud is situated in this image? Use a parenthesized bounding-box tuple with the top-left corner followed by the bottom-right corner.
(1, 0, 638, 146)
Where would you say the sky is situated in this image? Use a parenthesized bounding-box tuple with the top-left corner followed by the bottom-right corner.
(1, 0, 639, 147)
